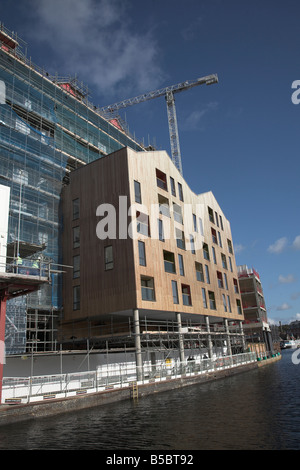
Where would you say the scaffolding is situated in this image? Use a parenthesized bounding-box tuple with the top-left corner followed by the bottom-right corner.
(237, 264, 273, 355)
(57, 315, 246, 362)
(0, 23, 147, 354)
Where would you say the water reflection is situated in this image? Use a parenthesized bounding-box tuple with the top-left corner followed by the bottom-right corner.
(0, 350, 299, 450)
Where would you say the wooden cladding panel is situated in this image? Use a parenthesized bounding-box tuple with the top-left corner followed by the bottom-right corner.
(127, 148, 244, 321)
(62, 148, 137, 322)
(62, 147, 244, 325)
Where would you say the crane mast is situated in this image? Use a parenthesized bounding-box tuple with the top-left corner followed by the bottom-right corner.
(100, 74, 218, 174)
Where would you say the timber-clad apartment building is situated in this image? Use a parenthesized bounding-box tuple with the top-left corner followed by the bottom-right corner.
(60, 147, 245, 352)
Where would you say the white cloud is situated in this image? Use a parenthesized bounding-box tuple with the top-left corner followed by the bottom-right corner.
(292, 235, 300, 250)
(278, 274, 296, 284)
(269, 312, 300, 325)
(182, 102, 218, 131)
(234, 243, 245, 254)
(267, 237, 288, 254)
(276, 303, 291, 311)
(268, 317, 280, 326)
(268, 235, 300, 253)
(28, 0, 165, 99)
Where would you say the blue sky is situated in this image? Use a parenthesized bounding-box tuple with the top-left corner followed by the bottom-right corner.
(1, 0, 300, 325)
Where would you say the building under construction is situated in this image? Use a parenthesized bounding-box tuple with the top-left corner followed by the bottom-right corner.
(238, 265, 274, 355)
(0, 23, 146, 354)
(0, 22, 251, 369)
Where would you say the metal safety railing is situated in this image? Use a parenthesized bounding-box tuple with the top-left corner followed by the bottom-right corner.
(1, 259, 50, 278)
(0, 256, 72, 280)
(1, 352, 257, 404)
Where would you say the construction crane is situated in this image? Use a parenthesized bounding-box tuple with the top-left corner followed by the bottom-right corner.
(99, 74, 218, 175)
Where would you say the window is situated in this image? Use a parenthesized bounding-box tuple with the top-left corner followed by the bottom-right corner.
(163, 250, 176, 273)
(178, 254, 185, 276)
(227, 239, 233, 254)
(137, 211, 150, 236)
(215, 211, 219, 227)
(25, 98, 32, 111)
(38, 231, 48, 245)
(229, 257, 233, 272)
(173, 203, 183, 224)
(219, 215, 224, 230)
(158, 219, 164, 242)
(178, 182, 184, 201)
(182, 284, 192, 306)
(73, 255, 80, 278)
(233, 278, 239, 294)
(138, 240, 146, 266)
(217, 271, 223, 288)
(134, 180, 141, 203)
(224, 273, 228, 290)
(141, 276, 155, 301)
(172, 280, 179, 304)
(158, 194, 170, 217)
(205, 265, 210, 284)
(236, 299, 242, 315)
(73, 198, 79, 220)
(218, 232, 222, 247)
(170, 177, 176, 196)
(176, 228, 185, 250)
(208, 291, 216, 310)
(208, 207, 214, 223)
(73, 226, 80, 249)
(212, 246, 217, 264)
(199, 217, 204, 236)
(227, 295, 232, 313)
(73, 286, 80, 310)
(193, 214, 198, 232)
(221, 253, 227, 270)
(202, 288, 208, 308)
(104, 245, 113, 270)
(203, 243, 210, 261)
(16, 118, 30, 135)
(190, 235, 195, 254)
(156, 169, 168, 191)
(38, 203, 49, 219)
(195, 262, 204, 282)
(211, 228, 218, 244)
(222, 294, 227, 312)
(13, 169, 28, 185)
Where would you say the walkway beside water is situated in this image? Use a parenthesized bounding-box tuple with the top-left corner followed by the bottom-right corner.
(0, 353, 281, 427)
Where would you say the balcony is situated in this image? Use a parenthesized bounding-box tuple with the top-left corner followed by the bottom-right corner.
(242, 303, 257, 310)
(242, 302, 266, 311)
(238, 265, 261, 283)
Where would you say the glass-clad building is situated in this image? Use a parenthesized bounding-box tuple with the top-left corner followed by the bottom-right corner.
(0, 24, 146, 353)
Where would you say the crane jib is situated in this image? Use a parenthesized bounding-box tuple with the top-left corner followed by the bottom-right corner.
(100, 74, 218, 112)
(100, 73, 218, 176)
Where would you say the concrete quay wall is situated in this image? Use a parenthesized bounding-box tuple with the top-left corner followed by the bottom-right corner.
(0, 356, 280, 427)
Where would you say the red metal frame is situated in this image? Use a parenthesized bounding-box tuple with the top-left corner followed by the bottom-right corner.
(0, 280, 44, 403)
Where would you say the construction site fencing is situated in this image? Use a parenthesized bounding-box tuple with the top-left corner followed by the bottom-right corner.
(1, 352, 257, 405)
